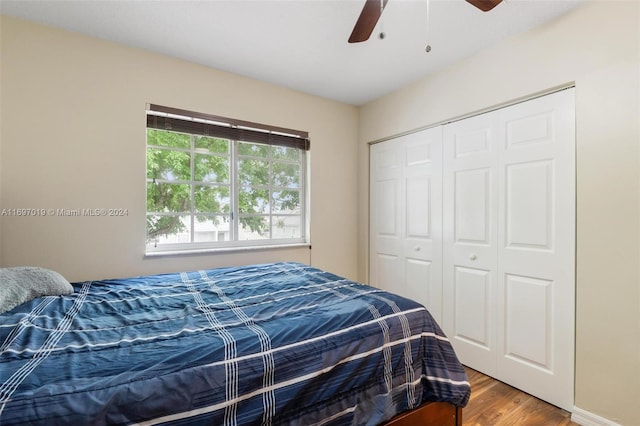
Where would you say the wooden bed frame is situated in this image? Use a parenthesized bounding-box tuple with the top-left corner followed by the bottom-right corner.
(385, 402, 462, 426)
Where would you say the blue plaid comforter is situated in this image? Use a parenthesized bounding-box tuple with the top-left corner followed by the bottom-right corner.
(0, 262, 469, 425)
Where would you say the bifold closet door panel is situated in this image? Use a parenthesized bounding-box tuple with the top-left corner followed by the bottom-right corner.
(442, 88, 575, 411)
(495, 89, 575, 411)
(370, 140, 403, 295)
(369, 127, 443, 323)
(403, 128, 443, 321)
(442, 111, 500, 376)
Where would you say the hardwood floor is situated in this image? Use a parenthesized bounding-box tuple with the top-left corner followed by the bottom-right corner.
(463, 367, 578, 426)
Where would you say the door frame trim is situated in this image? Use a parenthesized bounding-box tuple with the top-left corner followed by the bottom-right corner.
(367, 83, 576, 147)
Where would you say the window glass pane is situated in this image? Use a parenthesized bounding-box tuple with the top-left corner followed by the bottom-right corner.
(147, 129, 190, 149)
(272, 162, 300, 188)
(271, 146, 300, 161)
(146, 182, 191, 213)
(147, 148, 191, 181)
(194, 154, 229, 183)
(194, 185, 230, 214)
(238, 216, 269, 240)
(238, 142, 269, 157)
(146, 215, 191, 244)
(272, 216, 301, 239)
(239, 187, 269, 214)
(147, 110, 307, 252)
(195, 136, 229, 154)
(272, 190, 300, 214)
(194, 216, 230, 242)
(239, 159, 269, 186)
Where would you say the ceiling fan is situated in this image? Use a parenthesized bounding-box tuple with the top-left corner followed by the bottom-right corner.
(348, 0, 503, 43)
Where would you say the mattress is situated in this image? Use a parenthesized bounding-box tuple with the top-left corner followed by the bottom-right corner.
(0, 262, 469, 425)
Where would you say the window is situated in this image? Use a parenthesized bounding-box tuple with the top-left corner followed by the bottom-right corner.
(146, 105, 309, 253)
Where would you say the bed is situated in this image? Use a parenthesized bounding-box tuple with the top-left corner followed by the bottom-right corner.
(0, 262, 469, 425)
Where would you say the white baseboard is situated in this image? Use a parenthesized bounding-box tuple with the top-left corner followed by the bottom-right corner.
(572, 407, 622, 426)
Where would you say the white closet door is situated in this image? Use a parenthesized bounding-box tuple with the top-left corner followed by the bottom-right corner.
(370, 140, 403, 295)
(443, 111, 500, 376)
(403, 128, 443, 321)
(443, 88, 575, 411)
(370, 127, 443, 322)
(496, 89, 575, 411)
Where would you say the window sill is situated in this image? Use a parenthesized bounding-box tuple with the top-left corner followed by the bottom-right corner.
(144, 242, 311, 258)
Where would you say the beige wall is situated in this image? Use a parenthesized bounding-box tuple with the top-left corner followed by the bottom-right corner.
(358, 1, 639, 424)
(0, 16, 359, 282)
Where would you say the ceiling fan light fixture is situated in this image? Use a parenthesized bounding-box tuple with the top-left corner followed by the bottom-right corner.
(348, 0, 503, 45)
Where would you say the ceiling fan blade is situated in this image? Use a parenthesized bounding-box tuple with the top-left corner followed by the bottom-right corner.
(349, 0, 389, 43)
(466, 0, 502, 12)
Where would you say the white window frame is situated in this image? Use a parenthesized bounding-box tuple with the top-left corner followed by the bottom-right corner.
(145, 105, 310, 255)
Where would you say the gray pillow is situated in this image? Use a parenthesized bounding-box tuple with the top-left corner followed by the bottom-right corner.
(0, 267, 74, 314)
